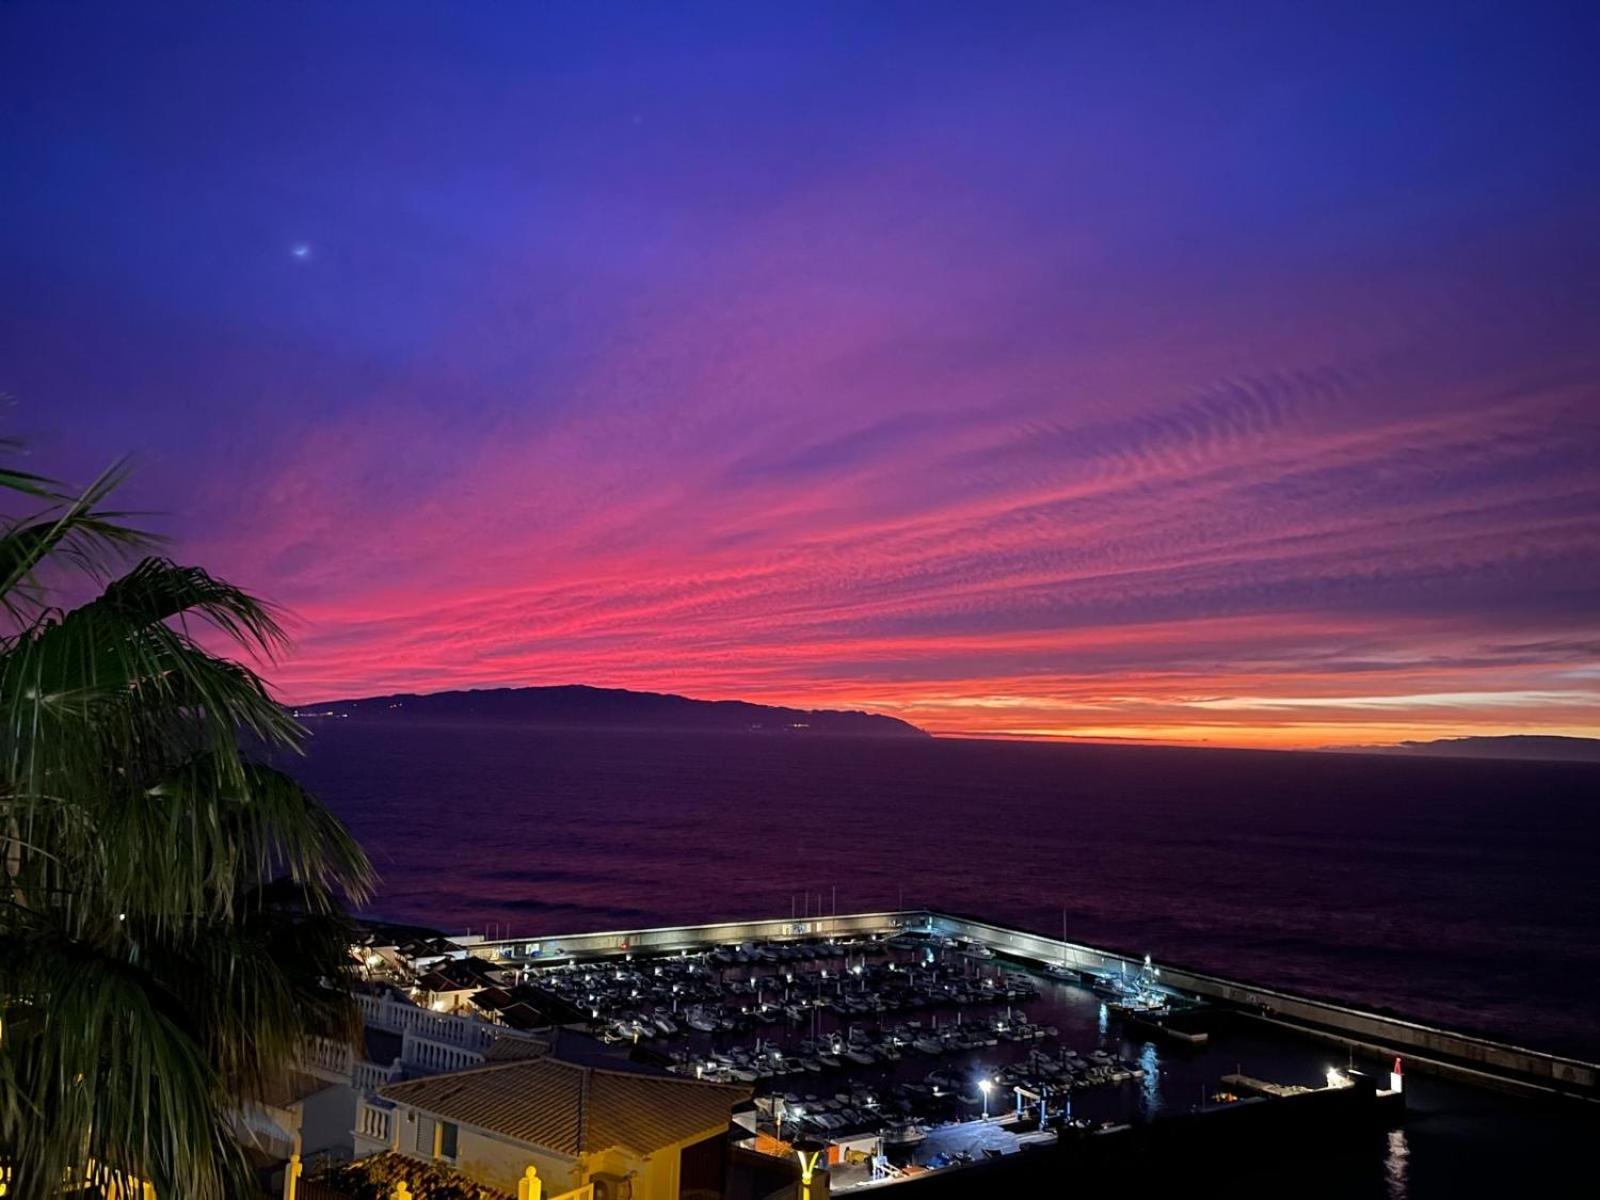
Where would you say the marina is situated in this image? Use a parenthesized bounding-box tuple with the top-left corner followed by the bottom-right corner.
(447, 907, 1598, 1101)
(352, 907, 1600, 1193)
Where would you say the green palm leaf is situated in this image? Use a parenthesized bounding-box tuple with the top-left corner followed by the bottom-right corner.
(0, 440, 374, 1198)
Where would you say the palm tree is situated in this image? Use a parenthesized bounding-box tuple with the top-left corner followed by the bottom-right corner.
(0, 444, 374, 1198)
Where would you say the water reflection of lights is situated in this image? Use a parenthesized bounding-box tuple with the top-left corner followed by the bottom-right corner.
(1385, 1128, 1410, 1199)
(1097, 1003, 1108, 1037)
(1139, 1041, 1162, 1118)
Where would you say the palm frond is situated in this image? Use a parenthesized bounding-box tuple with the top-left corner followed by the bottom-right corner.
(0, 929, 253, 1200)
(0, 445, 373, 1195)
(0, 459, 158, 622)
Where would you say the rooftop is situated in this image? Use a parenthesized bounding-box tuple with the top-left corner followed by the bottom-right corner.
(380, 1057, 750, 1157)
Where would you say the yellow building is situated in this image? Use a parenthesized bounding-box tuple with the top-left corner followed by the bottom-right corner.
(378, 1055, 750, 1200)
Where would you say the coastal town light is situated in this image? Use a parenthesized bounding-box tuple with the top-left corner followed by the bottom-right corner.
(978, 1078, 994, 1118)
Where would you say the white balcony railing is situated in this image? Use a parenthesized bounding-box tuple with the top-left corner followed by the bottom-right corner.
(401, 1028, 484, 1075)
(357, 993, 498, 1050)
(355, 1097, 394, 1144)
(352, 1057, 404, 1092)
(302, 1035, 355, 1079)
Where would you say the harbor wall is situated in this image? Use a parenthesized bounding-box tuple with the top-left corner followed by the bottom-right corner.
(460, 910, 909, 961)
(462, 908, 1598, 1101)
(925, 911, 1598, 1101)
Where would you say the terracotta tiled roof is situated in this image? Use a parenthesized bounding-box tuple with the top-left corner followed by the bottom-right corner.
(496, 1002, 548, 1031)
(380, 1059, 749, 1157)
(415, 970, 471, 993)
(471, 986, 515, 1012)
(483, 1035, 550, 1062)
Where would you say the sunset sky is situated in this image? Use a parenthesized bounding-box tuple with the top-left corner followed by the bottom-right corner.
(3, 2, 1597, 747)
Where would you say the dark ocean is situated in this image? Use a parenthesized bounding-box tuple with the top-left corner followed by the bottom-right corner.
(289, 723, 1600, 1062)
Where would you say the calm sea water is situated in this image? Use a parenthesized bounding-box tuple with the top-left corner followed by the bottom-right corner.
(289, 723, 1600, 1062)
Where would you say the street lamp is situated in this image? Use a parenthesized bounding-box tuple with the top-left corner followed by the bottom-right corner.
(978, 1078, 993, 1120)
(793, 1136, 827, 1200)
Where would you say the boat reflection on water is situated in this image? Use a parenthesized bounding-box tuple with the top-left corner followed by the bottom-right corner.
(1138, 1040, 1162, 1119)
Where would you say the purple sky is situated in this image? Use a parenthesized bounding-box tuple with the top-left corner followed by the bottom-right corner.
(3, 1, 1597, 745)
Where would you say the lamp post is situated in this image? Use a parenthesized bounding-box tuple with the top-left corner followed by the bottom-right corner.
(793, 1136, 829, 1200)
(978, 1078, 993, 1120)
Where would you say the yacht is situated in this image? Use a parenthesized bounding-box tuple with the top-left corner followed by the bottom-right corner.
(881, 1120, 929, 1148)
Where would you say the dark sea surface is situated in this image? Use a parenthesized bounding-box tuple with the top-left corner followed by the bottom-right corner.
(290, 722, 1600, 1062)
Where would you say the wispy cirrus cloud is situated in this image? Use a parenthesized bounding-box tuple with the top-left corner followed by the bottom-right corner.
(3, 3, 1598, 747)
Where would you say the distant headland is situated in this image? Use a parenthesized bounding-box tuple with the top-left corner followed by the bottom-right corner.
(292, 684, 929, 738)
(1332, 734, 1600, 764)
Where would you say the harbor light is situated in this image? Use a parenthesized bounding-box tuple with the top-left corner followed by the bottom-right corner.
(1325, 1067, 1351, 1089)
(978, 1078, 994, 1119)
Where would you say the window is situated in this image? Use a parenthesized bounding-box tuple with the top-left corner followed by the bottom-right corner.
(438, 1120, 459, 1161)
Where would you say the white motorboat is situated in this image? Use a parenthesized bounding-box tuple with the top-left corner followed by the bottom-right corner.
(881, 1120, 928, 1148)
